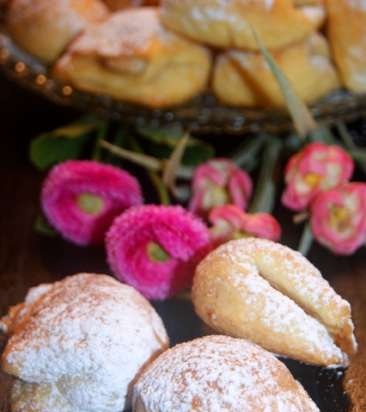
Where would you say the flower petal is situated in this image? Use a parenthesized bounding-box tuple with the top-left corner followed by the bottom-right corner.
(42, 160, 143, 245)
(106, 205, 211, 300)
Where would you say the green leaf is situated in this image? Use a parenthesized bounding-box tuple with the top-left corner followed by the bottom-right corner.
(232, 134, 268, 169)
(30, 117, 101, 170)
(137, 124, 184, 145)
(336, 122, 366, 175)
(137, 124, 214, 166)
(183, 143, 215, 166)
(34, 215, 57, 237)
(250, 28, 318, 139)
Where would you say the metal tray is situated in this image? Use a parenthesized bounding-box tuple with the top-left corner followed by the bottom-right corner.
(1, 30, 366, 134)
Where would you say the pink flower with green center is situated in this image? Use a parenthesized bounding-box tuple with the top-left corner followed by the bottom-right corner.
(189, 159, 252, 218)
(106, 205, 211, 300)
(282, 142, 354, 212)
(41, 160, 143, 246)
(310, 183, 366, 255)
(209, 205, 281, 245)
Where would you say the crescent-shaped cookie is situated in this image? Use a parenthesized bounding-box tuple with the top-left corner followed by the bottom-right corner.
(192, 238, 357, 366)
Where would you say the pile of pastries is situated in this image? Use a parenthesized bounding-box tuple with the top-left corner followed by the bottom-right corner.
(0, 239, 357, 411)
(3, 0, 366, 108)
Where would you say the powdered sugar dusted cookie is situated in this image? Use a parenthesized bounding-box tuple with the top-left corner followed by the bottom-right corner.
(133, 335, 320, 412)
(1, 273, 169, 412)
(192, 238, 357, 366)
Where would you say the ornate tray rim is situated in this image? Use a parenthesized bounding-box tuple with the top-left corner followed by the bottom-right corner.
(1, 29, 366, 134)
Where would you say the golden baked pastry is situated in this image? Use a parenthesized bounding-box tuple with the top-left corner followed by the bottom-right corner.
(192, 238, 357, 366)
(212, 33, 339, 107)
(5, 0, 109, 63)
(132, 335, 320, 412)
(54, 8, 211, 108)
(325, 0, 366, 92)
(161, 0, 325, 51)
(104, 0, 159, 11)
(1, 273, 169, 412)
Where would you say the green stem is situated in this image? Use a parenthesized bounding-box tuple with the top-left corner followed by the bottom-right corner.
(336, 122, 366, 174)
(298, 223, 313, 256)
(162, 134, 190, 191)
(148, 171, 170, 205)
(249, 138, 283, 214)
(232, 134, 268, 169)
(308, 126, 337, 144)
(128, 135, 171, 205)
(99, 139, 162, 171)
(336, 122, 357, 150)
(92, 122, 108, 160)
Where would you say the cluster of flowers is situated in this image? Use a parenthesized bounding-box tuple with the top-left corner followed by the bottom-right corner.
(282, 142, 366, 255)
(41, 141, 364, 300)
(41, 158, 280, 300)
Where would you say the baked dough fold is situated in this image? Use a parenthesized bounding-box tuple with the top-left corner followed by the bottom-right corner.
(5, 0, 109, 63)
(54, 8, 212, 108)
(325, 0, 366, 92)
(192, 238, 357, 366)
(212, 33, 339, 107)
(161, 0, 325, 51)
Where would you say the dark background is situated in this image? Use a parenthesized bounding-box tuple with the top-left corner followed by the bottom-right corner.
(0, 74, 365, 411)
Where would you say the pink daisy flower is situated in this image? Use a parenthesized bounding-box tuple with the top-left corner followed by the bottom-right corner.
(310, 183, 366, 255)
(41, 160, 143, 246)
(189, 159, 252, 218)
(106, 205, 211, 300)
(209, 205, 281, 245)
(282, 142, 354, 212)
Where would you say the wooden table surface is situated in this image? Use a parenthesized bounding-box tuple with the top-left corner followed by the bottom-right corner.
(0, 75, 365, 411)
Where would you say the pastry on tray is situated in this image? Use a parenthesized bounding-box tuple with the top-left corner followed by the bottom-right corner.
(104, 0, 159, 11)
(0, 273, 169, 412)
(53, 8, 212, 108)
(192, 238, 357, 366)
(5, 0, 109, 63)
(132, 335, 320, 412)
(160, 0, 325, 51)
(325, 0, 366, 92)
(212, 33, 340, 107)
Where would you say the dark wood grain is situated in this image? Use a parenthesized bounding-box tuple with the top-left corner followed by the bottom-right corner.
(0, 75, 365, 411)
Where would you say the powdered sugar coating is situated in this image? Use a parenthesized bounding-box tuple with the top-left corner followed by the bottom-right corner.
(348, 0, 366, 11)
(213, 238, 356, 354)
(7, 0, 108, 26)
(193, 238, 356, 365)
(11, 380, 73, 412)
(2, 273, 169, 412)
(133, 336, 319, 412)
(69, 8, 172, 57)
